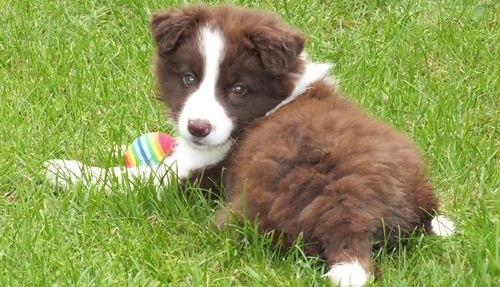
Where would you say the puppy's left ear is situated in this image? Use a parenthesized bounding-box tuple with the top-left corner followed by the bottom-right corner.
(249, 25, 305, 76)
(150, 6, 209, 55)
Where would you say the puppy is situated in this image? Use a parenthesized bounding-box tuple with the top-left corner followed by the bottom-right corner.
(219, 80, 455, 286)
(44, 6, 454, 286)
(44, 5, 323, 192)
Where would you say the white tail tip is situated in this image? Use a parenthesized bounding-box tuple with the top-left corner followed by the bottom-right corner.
(431, 215, 455, 237)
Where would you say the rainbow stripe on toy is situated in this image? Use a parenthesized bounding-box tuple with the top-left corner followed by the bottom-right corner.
(125, 132, 176, 168)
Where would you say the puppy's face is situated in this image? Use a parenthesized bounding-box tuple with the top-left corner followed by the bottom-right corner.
(151, 6, 305, 148)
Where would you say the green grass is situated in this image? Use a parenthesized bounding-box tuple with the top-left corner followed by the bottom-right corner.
(1, 0, 498, 286)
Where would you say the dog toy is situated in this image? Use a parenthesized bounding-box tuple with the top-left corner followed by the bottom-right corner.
(124, 132, 176, 168)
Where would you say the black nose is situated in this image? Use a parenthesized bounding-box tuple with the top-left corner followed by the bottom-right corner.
(187, 119, 212, 138)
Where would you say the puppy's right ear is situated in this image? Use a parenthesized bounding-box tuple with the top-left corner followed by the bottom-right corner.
(150, 6, 209, 55)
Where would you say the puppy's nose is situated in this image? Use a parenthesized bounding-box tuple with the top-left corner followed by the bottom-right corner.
(187, 119, 212, 138)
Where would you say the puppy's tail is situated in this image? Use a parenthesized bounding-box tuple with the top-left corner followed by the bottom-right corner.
(430, 215, 455, 237)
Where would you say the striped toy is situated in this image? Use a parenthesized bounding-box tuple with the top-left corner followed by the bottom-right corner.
(124, 132, 176, 168)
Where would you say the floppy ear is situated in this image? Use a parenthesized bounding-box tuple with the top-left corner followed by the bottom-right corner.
(249, 26, 306, 76)
(150, 6, 209, 55)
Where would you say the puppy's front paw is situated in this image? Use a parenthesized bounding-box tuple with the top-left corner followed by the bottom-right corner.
(43, 159, 85, 188)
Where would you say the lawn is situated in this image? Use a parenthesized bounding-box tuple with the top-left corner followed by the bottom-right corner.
(0, 0, 498, 286)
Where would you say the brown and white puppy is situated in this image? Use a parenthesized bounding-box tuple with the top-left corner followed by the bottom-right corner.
(219, 80, 455, 286)
(44, 5, 329, 191)
(44, 5, 454, 286)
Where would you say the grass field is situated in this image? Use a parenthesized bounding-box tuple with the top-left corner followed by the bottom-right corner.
(1, 0, 498, 286)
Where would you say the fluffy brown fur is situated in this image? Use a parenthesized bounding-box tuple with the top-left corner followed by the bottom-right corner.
(150, 4, 442, 280)
(218, 81, 439, 273)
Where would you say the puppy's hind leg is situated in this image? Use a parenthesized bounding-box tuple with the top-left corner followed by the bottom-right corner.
(322, 232, 373, 287)
(215, 192, 246, 229)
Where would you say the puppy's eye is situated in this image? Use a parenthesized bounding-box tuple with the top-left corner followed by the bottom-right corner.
(182, 73, 195, 86)
(232, 84, 247, 95)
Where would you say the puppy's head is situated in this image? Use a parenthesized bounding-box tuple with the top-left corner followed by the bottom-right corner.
(151, 5, 305, 148)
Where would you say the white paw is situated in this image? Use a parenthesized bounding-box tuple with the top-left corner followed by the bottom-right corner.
(324, 260, 369, 287)
(431, 215, 455, 237)
(43, 159, 85, 188)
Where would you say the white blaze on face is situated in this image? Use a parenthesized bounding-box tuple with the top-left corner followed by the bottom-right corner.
(178, 26, 234, 148)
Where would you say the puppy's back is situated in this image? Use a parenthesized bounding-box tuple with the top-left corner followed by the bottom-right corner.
(224, 80, 438, 249)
